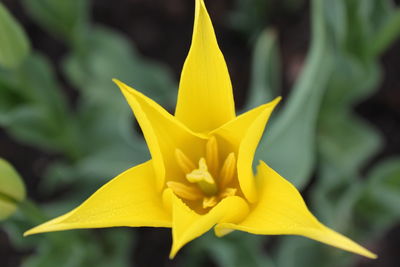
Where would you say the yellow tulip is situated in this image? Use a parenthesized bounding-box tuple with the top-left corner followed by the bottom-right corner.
(25, 0, 376, 260)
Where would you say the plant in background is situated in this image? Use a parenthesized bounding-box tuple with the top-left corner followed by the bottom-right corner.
(242, 0, 400, 266)
(0, 158, 26, 221)
(25, 0, 376, 260)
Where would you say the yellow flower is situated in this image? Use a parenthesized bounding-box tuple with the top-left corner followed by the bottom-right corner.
(25, 0, 376, 259)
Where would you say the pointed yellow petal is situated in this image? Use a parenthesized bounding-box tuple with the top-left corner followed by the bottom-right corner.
(212, 98, 281, 203)
(215, 161, 377, 259)
(175, 0, 235, 132)
(24, 161, 171, 236)
(168, 189, 249, 258)
(114, 79, 207, 190)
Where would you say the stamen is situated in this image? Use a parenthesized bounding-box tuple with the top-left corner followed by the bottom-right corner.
(167, 181, 203, 201)
(206, 136, 219, 176)
(173, 139, 238, 207)
(203, 196, 218, 209)
(175, 149, 196, 174)
(219, 153, 236, 188)
(186, 158, 218, 196)
(220, 187, 237, 198)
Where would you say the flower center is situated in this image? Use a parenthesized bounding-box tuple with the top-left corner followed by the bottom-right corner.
(167, 136, 237, 209)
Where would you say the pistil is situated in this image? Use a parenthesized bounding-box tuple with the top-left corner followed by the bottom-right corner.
(186, 158, 218, 195)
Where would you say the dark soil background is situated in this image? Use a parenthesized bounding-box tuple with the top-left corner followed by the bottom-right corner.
(1, 0, 400, 266)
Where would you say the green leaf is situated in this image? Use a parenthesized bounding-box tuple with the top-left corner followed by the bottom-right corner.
(324, 0, 347, 46)
(5, 205, 133, 267)
(229, 0, 270, 37)
(63, 26, 176, 106)
(355, 157, 400, 235)
(275, 236, 354, 267)
(245, 28, 280, 109)
(367, 157, 400, 216)
(21, 0, 89, 44)
(0, 3, 30, 69)
(229, 0, 304, 38)
(321, 57, 380, 110)
(257, 0, 332, 189)
(187, 232, 275, 267)
(0, 53, 78, 157)
(311, 165, 363, 230)
(60, 26, 172, 166)
(334, 0, 398, 60)
(0, 158, 26, 220)
(318, 113, 381, 174)
(39, 142, 149, 194)
(20, 229, 133, 267)
(370, 9, 400, 56)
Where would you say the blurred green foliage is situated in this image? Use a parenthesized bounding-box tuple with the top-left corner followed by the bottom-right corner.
(248, 0, 400, 266)
(0, 3, 30, 69)
(21, 0, 89, 44)
(230, 0, 305, 38)
(0, 158, 26, 220)
(0, 0, 400, 266)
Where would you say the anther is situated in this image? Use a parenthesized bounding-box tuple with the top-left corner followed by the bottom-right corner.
(203, 196, 218, 209)
(220, 187, 237, 198)
(175, 149, 196, 174)
(206, 136, 219, 176)
(167, 181, 203, 201)
(219, 153, 236, 188)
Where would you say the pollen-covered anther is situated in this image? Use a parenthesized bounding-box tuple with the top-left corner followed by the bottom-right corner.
(203, 188, 236, 209)
(166, 181, 203, 201)
(175, 149, 196, 174)
(220, 187, 237, 198)
(206, 136, 219, 175)
(203, 196, 218, 209)
(219, 152, 236, 188)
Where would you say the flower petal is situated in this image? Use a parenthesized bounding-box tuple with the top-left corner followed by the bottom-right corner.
(24, 161, 171, 236)
(114, 79, 207, 190)
(167, 189, 249, 258)
(175, 0, 235, 132)
(211, 97, 281, 203)
(215, 161, 377, 259)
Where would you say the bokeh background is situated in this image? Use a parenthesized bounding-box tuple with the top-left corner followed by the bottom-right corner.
(1, 0, 400, 266)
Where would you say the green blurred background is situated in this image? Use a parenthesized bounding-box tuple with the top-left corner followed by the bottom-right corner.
(1, 0, 400, 266)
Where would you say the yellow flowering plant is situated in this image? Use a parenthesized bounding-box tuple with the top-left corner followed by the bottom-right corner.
(25, 0, 376, 259)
